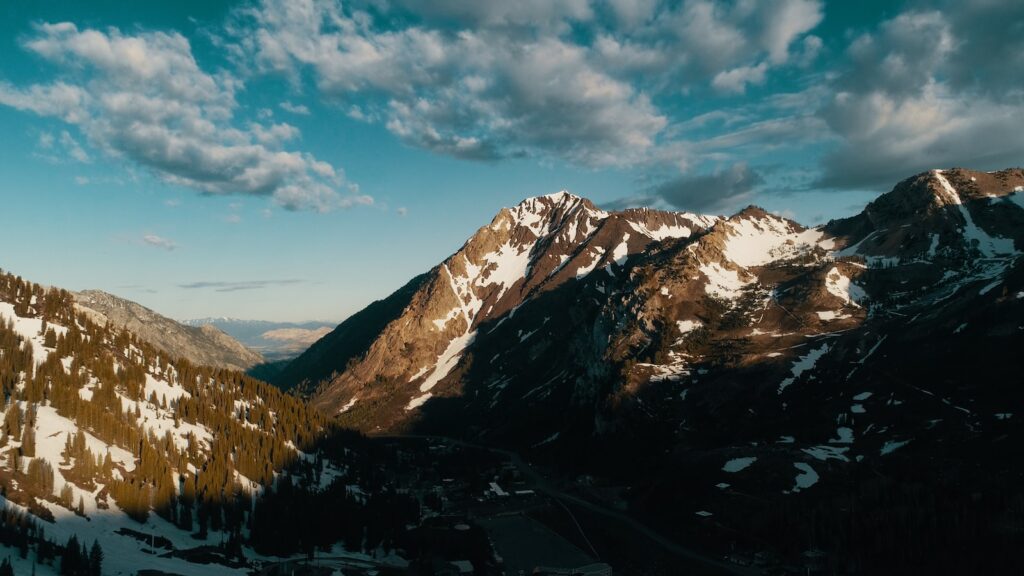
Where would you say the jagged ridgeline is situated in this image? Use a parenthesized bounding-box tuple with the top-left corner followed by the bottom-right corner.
(0, 269, 327, 571)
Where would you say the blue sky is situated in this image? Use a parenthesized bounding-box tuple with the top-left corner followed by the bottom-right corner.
(1, 0, 1021, 322)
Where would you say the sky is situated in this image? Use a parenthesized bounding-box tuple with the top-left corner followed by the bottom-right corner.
(0, 0, 1021, 322)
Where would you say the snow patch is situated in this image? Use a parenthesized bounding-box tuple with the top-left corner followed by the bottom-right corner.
(611, 233, 631, 266)
(723, 216, 825, 267)
(880, 439, 909, 455)
(575, 247, 606, 279)
(419, 331, 477, 393)
(934, 171, 1017, 257)
(676, 319, 702, 334)
(824, 267, 865, 306)
(789, 462, 819, 492)
(700, 262, 750, 299)
(830, 427, 854, 444)
(722, 456, 757, 473)
(405, 392, 432, 411)
(802, 445, 849, 462)
(778, 344, 829, 394)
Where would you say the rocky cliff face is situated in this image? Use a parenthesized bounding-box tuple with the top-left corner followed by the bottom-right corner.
(304, 191, 720, 425)
(273, 169, 1024, 570)
(73, 290, 263, 371)
(282, 168, 1024, 455)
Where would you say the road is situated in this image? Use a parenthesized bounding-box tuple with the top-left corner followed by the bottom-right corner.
(388, 434, 757, 576)
(257, 553, 399, 575)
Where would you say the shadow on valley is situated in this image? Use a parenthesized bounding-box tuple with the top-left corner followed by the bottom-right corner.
(388, 232, 1024, 575)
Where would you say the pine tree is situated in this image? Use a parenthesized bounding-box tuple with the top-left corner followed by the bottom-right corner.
(3, 404, 20, 439)
(20, 423, 35, 458)
(88, 541, 103, 576)
(43, 328, 57, 349)
(61, 534, 80, 575)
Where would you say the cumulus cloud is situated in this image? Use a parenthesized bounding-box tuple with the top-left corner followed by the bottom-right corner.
(279, 101, 310, 115)
(228, 0, 824, 168)
(142, 234, 177, 251)
(712, 62, 769, 94)
(0, 22, 367, 212)
(818, 1, 1024, 189)
(652, 163, 764, 212)
(607, 163, 764, 213)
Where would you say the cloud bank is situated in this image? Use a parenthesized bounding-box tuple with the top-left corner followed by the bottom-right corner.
(0, 22, 368, 212)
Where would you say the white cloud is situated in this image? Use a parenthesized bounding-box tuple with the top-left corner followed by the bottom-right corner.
(230, 0, 824, 168)
(143, 234, 176, 251)
(819, 3, 1024, 188)
(757, 0, 823, 64)
(0, 22, 367, 212)
(712, 62, 769, 94)
(279, 101, 310, 115)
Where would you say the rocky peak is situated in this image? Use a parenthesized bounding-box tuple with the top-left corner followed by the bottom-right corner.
(829, 168, 1024, 261)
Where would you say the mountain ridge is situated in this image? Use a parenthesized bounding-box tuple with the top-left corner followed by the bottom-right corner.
(73, 289, 264, 371)
(272, 168, 1024, 448)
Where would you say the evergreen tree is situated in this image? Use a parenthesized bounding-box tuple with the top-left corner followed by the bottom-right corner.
(88, 540, 103, 576)
(20, 423, 35, 458)
(61, 534, 80, 575)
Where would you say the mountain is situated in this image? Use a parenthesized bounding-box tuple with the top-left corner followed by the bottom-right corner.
(297, 191, 719, 423)
(290, 170, 1024, 437)
(73, 290, 263, 371)
(275, 168, 1024, 570)
(0, 270, 332, 575)
(181, 318, 335, 360)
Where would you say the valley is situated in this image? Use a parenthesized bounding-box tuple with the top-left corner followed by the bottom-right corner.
(1, 1, 1021, 573)
(1, 168, 1023, 575)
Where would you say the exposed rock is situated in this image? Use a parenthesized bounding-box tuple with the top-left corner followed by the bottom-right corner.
(73, 290, 263, 371)
(273, 170, 1023, 465)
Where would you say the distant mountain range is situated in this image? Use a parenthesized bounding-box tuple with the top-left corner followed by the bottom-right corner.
(181, 318, 334, 360)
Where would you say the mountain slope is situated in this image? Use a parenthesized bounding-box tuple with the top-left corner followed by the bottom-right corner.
(0, 270, 327, 575)
(292, 169, 1024, 438)
(301, 191, 719, 425)
(74, 290, 263, 371)
(279, 167, 1024, 572)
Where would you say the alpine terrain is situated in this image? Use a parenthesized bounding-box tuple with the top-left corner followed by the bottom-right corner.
(0, 168, 1022, 576)
(74, 291, 264, 372)
(275, 167, 1024, 573)
(0, 275, 426, 575)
